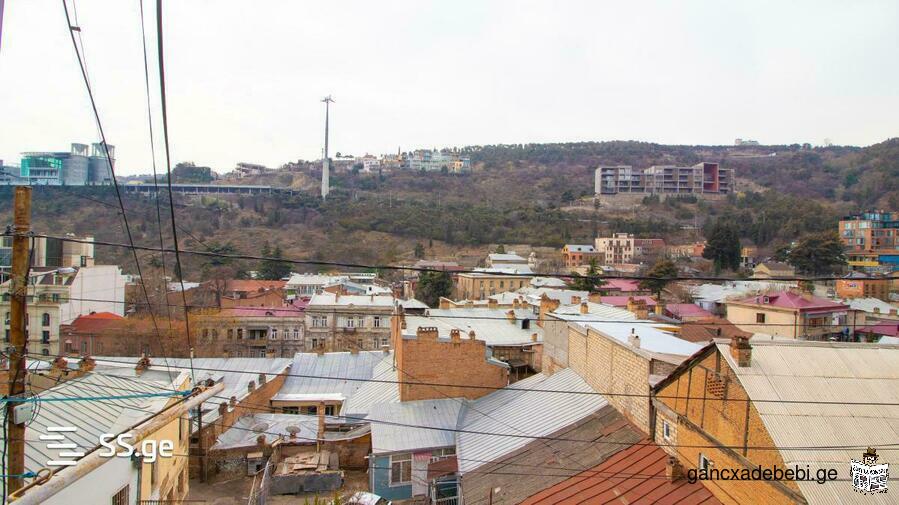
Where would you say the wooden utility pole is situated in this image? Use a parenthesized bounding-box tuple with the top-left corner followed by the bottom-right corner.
(7, 186, 31, 493)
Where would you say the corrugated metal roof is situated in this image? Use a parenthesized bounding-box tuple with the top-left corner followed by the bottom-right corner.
(456, 368, 608, 474)
(11, 372, 180, 472)
(369, 398, 463, 455)
(273, 351, 394, 402)
(340, 359, 400, 418)
(212, 413, 322, 449)
(718, 341, 899, 505)
(307, 292, 397, 307)
(91, 356, 292, 425)
(843, 297, 898, 315)
(407, 309, 543, 347)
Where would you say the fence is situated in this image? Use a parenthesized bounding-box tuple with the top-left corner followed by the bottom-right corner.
(247, 461, 273, 505)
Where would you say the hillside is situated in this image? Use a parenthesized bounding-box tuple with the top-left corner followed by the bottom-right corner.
(0, 139, 894, 279)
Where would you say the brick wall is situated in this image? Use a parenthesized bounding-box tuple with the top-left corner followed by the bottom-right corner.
(395, 325, 508, 401)
(567, 325, 652, 433)
(654, 348, 802, 504)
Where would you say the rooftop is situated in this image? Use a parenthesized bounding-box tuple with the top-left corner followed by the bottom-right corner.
(564, 244, 596, 253)
(488, 253, 527, 262)
(406, 308, 542, 347)
(664, 303, 713, 319)
(716, 339, 899, 505)
(307, 292, 397, 308)
(601, 279, 643, 292)
(733, 291, 850, 313)
(368, 398, 463, 455)
(273, 351, 394, 403)
(598, 295, 658, 307)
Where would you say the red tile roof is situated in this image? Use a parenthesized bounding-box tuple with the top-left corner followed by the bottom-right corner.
(856, 321, 899, 337)
(224, 280, 286, 292)
(521, 441, 720, 505)
(603, 279, 643, 292)
(66, 312, 125, 333)
(735, 291, 849, 313)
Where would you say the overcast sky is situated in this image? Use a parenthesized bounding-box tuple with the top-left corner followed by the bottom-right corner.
(1, 1, 897, 175)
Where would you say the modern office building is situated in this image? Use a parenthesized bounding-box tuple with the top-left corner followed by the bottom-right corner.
(2, 142, 114, 186)
(595, 162, 733, 199)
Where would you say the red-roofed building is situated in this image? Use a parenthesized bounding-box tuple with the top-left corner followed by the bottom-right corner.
(60, 314, 189, 357)
(725, 291, 850, 340)
(521, 441, 720, 505)
(664, 303, 713, 322)
(600, 278, 649, 295)
(855, 321, 899, 340)
(599, 295, 658, 309)
(192, 300, 307, 358)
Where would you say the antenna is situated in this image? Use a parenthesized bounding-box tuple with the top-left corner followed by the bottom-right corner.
(321, 95, 335, 199)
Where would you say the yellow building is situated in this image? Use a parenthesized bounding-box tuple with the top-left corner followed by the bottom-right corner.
(725, 291, 849, 340)
(453, 270, 531, 300)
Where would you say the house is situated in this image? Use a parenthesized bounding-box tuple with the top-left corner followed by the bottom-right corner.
(561, 244, 603, 268)
(271, 350, 396, 417)
(653, 338, 899, 504)
(725, 291, 850, 340)
(539, 300, 639, 373)
(0, 265, 126, 356)
(595, 233, 635, 264)
(453, 268, 532, 300)
(192, 304, 307, 358)
(664, 303, 713, 322)
(285, 273, 350, 298)
(367, 399, 463, 501)
(0, 233, 95, 270)
(675, 317, 751, 344)
(486, 252, 529, 268)
(400, 305, 541, 378)
(855, 321, 899, 341)
(751, 262, 796, 280)
(599, 278, 649, 295)
(304, 292, 396, 351)
(690, 280, 798, 315)
(843, 297, 899, 328)
(83, 355, 293, 479)
(667, 242, 706, 259)
(835, 272, 891, 301)
(598, 295, 659, 310)
(59, 314, 189, 357)
(6, 369, 194, 504)
(634, 238, 667, 258)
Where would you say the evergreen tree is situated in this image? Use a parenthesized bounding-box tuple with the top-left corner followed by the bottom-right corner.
(639, 258, 679, 298)
(568, 259, 606, 292)
(702, 221, 741, 271)
(415, 271, 453, 307)
(787, 231, 846, 276)
(413, 243, 425, 259)
(258, 242, 291, 280)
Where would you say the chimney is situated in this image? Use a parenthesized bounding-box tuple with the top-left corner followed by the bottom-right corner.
(512, 298, 520, 309)
(51, 356, 69, 372)
(317, 401, 326, 450)
(654, 301, 665, 316)
(579, 301, 589, 315)
(258, 373, 267, 386)
(135, 355, 151, 375)
(468, 330, 476, 340)
(531, 333, 538, 342)
(218, 402, 227, 416)
(334, 292, 340, 302)
(890, 308, 897, 316)
(315, 346, 326, 355)
(487, 298, 498, 309)
(349, 344, 359, 354)
(416, 326, 439, 340)
(247, 380, 256, 393)
(730, 335, 752, 367)
(628, 328, 641, 349)
(506, 309, 516, 324)
(229, 395, 237, 408)
(666, 456, 685, 482)
(450, 329, 461, 342)
(256, 434, 266, 447)
(571, 295, 581, 305)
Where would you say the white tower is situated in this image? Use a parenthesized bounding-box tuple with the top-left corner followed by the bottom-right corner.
(321, 95, 334, 199)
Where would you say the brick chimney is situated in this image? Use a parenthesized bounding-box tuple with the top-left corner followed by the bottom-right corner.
(317, 401, 326, 450)
(51, 356, 69, 373)
(505, 310, 516, 324)
(654, 301, 665, 316)
(579, 301, 589, 315)
(538, 295, 561, 329)
(666, 456, 685, 481)
(468, 330, 476, 340)
(315, 346, 326, 356)
(730, 335, 752, 367)
(487, 298, 498, 309)
(628, 328, 641, 349)
(247, 380, 256, 393)
(626, 297, 649, 319)
(512, 298, 520, 309)
(258, 373, 267, 386)
(531, 333, 538, 342)
(416, 327, 439, 340)
(135, 355, 151, 375)
(571, 295, 581, 305)
(218, 402, 228, 416)
(450, 329, 461, 342)
(229, 395, 237, 408)
(79, 355, 96, 372)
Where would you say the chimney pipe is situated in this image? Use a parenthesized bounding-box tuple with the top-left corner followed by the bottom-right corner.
(628, 328, 641, 349)
(579, 301, 588, 315)
(730, 335, 752, 367)
(666, 456, 685, 482)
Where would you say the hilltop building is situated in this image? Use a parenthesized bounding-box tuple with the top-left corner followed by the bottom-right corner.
(595, 162, 733, 201)
(1, 143, 114, 186)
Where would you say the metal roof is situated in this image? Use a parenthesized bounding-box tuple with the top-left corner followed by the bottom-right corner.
(369, 399, 463, 455)
(339, 358, 400, 418)
(273, 351, 394, 402)
(690, 281, 797, 304)
(717, 340, 899, 505)
(12, 372, 182, 473)
(456, 368, 608, 474)
(91, 356, 292, 425)
(407, 308, 542, 347)
(212, 413, 322, 449)
(307, 292, 398, 308)
(843, 297, 898, 315)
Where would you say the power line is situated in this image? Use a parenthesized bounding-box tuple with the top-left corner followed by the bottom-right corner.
(12, 232, 860, 283)
(154, 0, 195, 384)
(23, 352, 899, 407)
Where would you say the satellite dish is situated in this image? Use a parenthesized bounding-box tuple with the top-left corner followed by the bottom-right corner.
(286, 425, 301, 435)
(251, 422, 269, 433)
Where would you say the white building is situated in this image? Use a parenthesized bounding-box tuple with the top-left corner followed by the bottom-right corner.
(0, 265, 126, 356)
(595, 233, 635, 264)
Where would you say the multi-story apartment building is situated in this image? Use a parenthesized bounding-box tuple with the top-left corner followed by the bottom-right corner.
(0, 233, 94, 271)
(595, 162, 733, 199)
(406, 150, 471, 173)
(840, 210, 899, 273)
(453, 269, 532, 300)
(1, 143, 114, 186)
(192, 306, 306, 358)
(304, 293, 396, 351)
(0, 265, 126, 356)
(561, 244, 604, 268)
(594, 233, 635, 264)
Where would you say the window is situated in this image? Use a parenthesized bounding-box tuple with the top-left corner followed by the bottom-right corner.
(41, 349, 49, 356)
(293, 327, 300, 339)
(373, 316, 383, 328)
(4, 330, 8, 342)
(755, 313, 766, 324)
(211, 329, 219, 340)
(227, 329, 234, 339)
(282, 406, 299, 414)
(663, 420, 671, 440)
(42, 313, 50, 326)
(312, 316, 327, 328)
(202, 329, 209, 339)
(699, 453, 713, 472)
(270, 328, 278, 340)
(389, 453, 412, 485)
(111, 485, 129, 505)
(429, 447, 456, 463)
(42, 331, 50, 344)
(4, 312, 9, 325)
(237, 329, 244, 339)
(51, 293, 60, 302)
